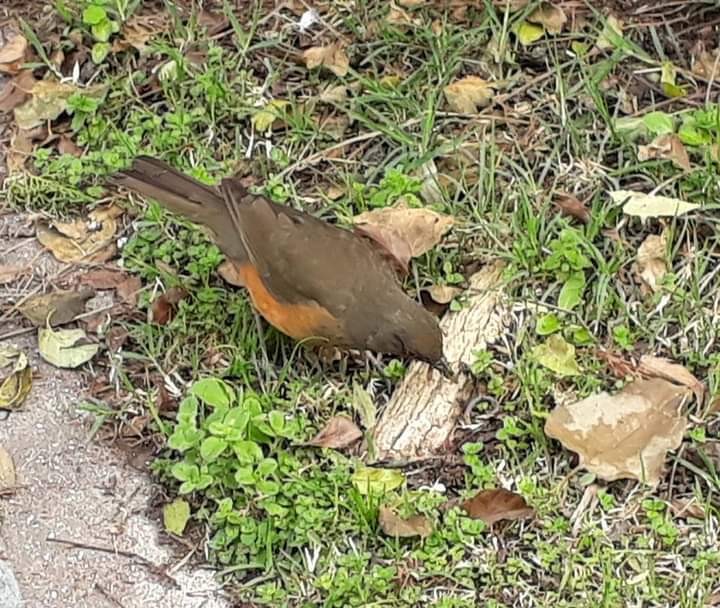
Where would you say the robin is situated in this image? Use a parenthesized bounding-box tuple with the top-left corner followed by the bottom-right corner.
(112, 157, 448, 372)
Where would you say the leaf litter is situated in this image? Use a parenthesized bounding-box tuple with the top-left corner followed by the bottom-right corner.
(19, 289, 95, 327)
(0, 346, 32, 410)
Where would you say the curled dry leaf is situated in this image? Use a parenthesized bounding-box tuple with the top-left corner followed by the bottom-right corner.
(462, 488, 534, 525)
(353, 201, 454, 259)
(150, 287, 188, 325)
(545, 378, 690, 485)
(443, 76, 494, 113)
(0, 69, 34, 112)
(609, 190, 700, 220)
(634, 232, 668, 294)
(527, 2, 567, 34)
(19, 289, 94, 327)
(0, 445, 16, 493)
(554, 192, 590, 224)
(378, 506, 433, 538)
(307, 415, 363, 449)
(0, 347, 32, 410)
(38, 326, 99, 368)
(303, 44, 349, 77)
(36, 205, 122, 264)
(638, 355, 705, 405)
(0, 28, 27, 73)
(638, 134, 690, 171)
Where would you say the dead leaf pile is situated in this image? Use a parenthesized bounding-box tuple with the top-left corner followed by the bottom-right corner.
(0, 346, 32, 410)
(462, 488, 534, 525)
(36, 205, 123, 264)
(633, 231, 668, 294)
(303, 44, 349, 77)
(545, 378, 690, 485)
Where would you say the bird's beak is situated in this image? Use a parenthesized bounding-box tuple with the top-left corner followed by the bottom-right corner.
(431, 356, 454, 380)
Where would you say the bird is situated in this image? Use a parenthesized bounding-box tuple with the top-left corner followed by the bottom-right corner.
(111, 157, 447, 372)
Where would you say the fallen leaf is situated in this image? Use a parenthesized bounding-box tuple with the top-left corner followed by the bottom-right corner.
(462, 488, 534, 525)
(545, 378, 690, 485)
(609, 190, 700, 220)
(634, 232, 668, 294)
(306, 415, 363, 449)
(0, 69, 34, 112)
(531, 334, 581, 377)
(692, 48, 720, 79)
(0, 348, 32, 410)
(38, 327, 99, 368)
(0, 264, 27, 284)
(354, 223, 412, 275)
(670, 497, 705, 519)
(378, 506, 433, 538)
(80, 268, 129, 289)
(319, 84, 348, 104)
(638, 355, 705, 405)
(36, 205, 121, 264)
(7, 126, 38, 174)
(353, 201, 454, 258)
(554, 192, 590, 224)
(0, 446, 16, 493)
(351, 467, 404, 495)
(116, 275, 142, 306)
(251, 99, 290, 132)
(515, 21, 544, 46)
(637, 134, 690, 171)
(112, 13, 169, 53)
(217, 260, 245, 287)
(527, 2, 567, 34)
(163, 498, 190, 535)
(57, 134, 83, 157)
(443, 76, 494, 113)
(596, 15, 623, 50)
(14, 80, 82, 130)
(19, 289, 94, 326)
(425, 284, 462, 304)
(386, 6, 418, 27)
(303, 44, 349, 77)
(0, 29, 27, 72)
(150, 287, 188, 325)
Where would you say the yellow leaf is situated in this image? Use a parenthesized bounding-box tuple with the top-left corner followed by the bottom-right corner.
(303, 44, 349, 77)
(0, 350, 32, 410)
(163, 498, 191, 536)
(38, 327, 99, 368)
(251, 99, 289, 132)
(443, 75, 494, 113)
(515, 21, 544, 46)
(531, 334, 581, 377)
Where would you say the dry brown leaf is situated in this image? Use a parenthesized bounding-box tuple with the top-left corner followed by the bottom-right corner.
(692, 48, 720, 79)
(425, 284, 462, 304)
(116, 275, 142, 307)
(443, 76, 494, 113)
(14, 79, 82, 130)
(18, 289, 94, 327)
(0, 349, 32, 411)
(554, 192, 590, 224)
(306, 415, 363, 449)
(36, 205, 121, 264)
(80, 268, 129, 289)
(378, 506, 433, 538)
(150, 287, 188, 325)
(0, 445, 16, 493)
(0, 264, 27, 285)
(353, 201, 454, 259)
(638, 134, 690, 171)
(462, 488, 534, 525)
(319, 84, 347, 104)
(387, 6, 418, 27)
(303, 44, 349, 77)
(217, 260, 246, 287)
(545, 378, 690, 485)
(0, 69, 34, 112)
(670, 497, 705, 520)
(634, 232, 668, 294)
(638, 355, 705, 405)
(112, 13, 170, 53)
(0, 29, 27, 73)
(527, 2, 567, 34)
(57, 134, 83, 157)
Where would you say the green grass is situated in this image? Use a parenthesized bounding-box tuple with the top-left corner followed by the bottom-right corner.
(7, 0, 720, 606)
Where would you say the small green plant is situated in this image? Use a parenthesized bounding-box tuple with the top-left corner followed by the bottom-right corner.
(81, 0, 121, 63)
(543, 228, 592, 311)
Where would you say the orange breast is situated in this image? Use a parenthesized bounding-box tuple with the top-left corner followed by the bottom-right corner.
(237, 263, 340, 342)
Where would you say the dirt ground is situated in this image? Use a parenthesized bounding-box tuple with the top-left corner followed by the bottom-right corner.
(0, 214, 229, 608)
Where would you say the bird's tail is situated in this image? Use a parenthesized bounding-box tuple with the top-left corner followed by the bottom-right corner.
(111, 156, 229, 224)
